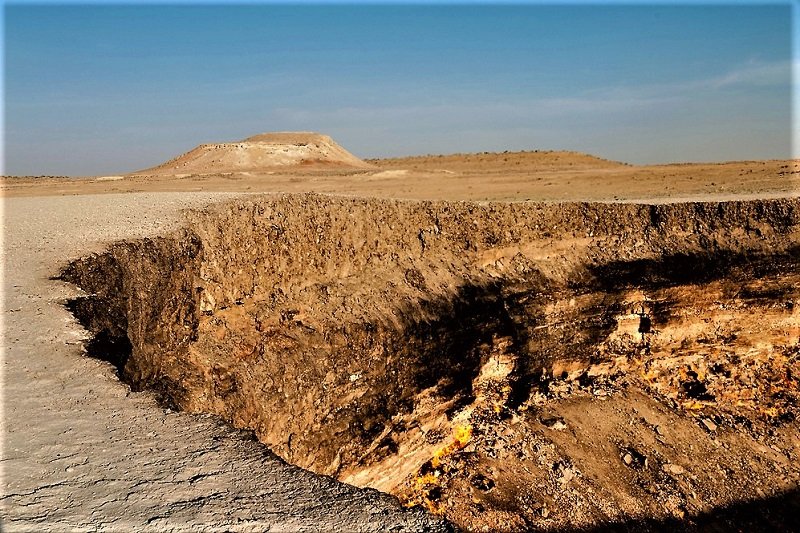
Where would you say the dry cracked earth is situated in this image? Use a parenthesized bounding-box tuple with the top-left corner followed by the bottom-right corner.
(2, 141, 800, 532)
(2, 192, 448, 532)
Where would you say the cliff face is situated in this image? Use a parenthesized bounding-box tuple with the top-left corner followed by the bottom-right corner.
(61, 195, 800, 531)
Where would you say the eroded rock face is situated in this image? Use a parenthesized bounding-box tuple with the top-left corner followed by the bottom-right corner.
(61, 195, 800, 531)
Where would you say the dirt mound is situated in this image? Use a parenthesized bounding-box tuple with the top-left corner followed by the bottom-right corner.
(369, 150, 626, 173)
(132, 132, 373, 176)
(61, 194, 800, 532)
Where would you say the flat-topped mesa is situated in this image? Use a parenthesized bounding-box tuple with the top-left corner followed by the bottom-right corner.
(131, 131, 374, 176)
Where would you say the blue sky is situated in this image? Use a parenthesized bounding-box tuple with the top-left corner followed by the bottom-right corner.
(3, 2, 794, 176)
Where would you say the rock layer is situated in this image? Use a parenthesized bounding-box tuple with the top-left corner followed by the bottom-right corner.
(61, 194, 800, 531)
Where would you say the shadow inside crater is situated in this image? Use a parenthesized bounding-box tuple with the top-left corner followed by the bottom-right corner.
(556, 488, 800, 533)
(64, 295, 132, 377)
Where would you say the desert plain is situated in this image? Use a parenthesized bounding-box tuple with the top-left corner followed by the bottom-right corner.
(2, 132, 799, 531)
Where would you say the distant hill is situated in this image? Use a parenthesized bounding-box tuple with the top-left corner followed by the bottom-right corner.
(369, 150, 627, 172)
(131, 132, 373, 175)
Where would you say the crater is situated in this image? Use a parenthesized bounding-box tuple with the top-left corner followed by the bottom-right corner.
(59, 194, 800, 531)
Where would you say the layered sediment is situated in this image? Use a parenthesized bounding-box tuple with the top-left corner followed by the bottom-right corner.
(61, 194, 800, 531)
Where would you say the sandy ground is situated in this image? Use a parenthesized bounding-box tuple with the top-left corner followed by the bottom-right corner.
(1, 193, 447, 532)
(3, 153, 797, 203)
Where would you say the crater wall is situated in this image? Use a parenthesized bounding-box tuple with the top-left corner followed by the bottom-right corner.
(60, 195, 800, 530)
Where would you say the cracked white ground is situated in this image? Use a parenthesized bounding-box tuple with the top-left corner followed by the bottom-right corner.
(1, 192, 448, 532)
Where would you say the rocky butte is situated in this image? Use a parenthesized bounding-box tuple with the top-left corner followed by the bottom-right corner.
(131, 132, 374, 176)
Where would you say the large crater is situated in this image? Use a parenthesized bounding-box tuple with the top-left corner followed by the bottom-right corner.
(60, 194, 800, 531)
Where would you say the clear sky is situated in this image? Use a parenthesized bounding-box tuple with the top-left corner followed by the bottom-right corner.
(3, 2, 794, 176)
